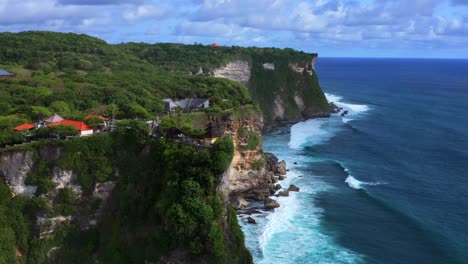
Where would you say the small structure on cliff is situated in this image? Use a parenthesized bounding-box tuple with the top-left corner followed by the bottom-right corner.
(163, 98, 210, 112)
(13, 123, 36, 132)
(45, 113, 64, 124)
(0, 68, 14, 79)
(48, 120, 93, 136)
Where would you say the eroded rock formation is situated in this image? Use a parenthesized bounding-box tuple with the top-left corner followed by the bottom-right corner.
(213, 60, 251, 85)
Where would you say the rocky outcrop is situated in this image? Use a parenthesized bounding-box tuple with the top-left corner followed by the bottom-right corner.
(37, 216, 72, 238)
(52, 167, 82, 196)
(264, 197, 280, 210)
(93, 181, 116, 219)
(262, 63, 275, 70)
(288, 184, 300, 192)
(272, 96, 285, 121)
(211, 53, 329, 129)
(0, 150, 36, 197)
(247, 216, 256, 224)
(289, 62, 313, 75)
(329, 102, 343, 114)
(294, 94, 305, 112)
(213, 60, 250, 85)
(219, 109, 290, 210)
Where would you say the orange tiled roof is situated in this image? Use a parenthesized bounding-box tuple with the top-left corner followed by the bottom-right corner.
(49, 119, 92, 131)
(13, 123, 35, 131)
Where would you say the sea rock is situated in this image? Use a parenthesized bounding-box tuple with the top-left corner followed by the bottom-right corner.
(278, 190, 289, 197)
(274, 184, 282, 190)
(231, 196, 249, 210)
(278, 175, 286, 181)
(247, 217, 257, 224)
(269, 186, 276, 195)
(329, 102, 342, 114)
(276, 161, 287, 175)
(246, 208, 262, 215)
(288, 184, 300, 192)
(341, 110, 349, 117)
(264, 197, 280, 210)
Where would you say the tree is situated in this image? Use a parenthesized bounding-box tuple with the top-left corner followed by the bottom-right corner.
(85, 116, 103, 130)
(211, 136, 235, 174)
(49, 101, 71, 115)
(49, 124, 78, 139)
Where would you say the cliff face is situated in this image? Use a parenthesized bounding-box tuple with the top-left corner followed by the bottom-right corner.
(0, 130, 253, 263)
(0, 146, 114, 237)
(211, 108, 287, 209)
(211, 54, 330, 129)
(213, 60, 251, 85)
(0, 150, 36, 197)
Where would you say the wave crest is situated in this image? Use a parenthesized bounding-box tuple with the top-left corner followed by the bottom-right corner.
(325, 93, 370, 122)
(345, 175, 385, 190)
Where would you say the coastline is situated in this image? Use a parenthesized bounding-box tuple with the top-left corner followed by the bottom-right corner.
(238, 92, 371, 263)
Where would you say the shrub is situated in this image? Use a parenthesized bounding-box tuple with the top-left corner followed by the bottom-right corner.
(245, 132, 260, 150)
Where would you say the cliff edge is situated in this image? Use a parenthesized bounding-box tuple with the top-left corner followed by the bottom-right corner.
(212, 53, 330, 129)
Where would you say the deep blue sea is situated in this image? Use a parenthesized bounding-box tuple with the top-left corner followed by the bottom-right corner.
(240, 58, 468, 264)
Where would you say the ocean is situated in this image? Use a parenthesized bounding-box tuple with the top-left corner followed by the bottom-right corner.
(239, 58, 468, 264)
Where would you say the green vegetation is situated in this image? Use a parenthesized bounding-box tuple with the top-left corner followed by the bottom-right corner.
(0, 30, 331, 263)
(245, 131, 261, 150)
(0, 31, 328, 136)
(120, 42, 329, 124)
(0, 123, 251, 263)
(251, 160, 264, 170)
(0, 31, 252, 145)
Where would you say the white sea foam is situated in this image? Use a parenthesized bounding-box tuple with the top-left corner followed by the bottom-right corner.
(253, 170, 363, 264)
(288, 92, 372, 150)
(239, 92, 372, 263)
(325, 92, 370, 121)
(289, 118, 335, 150)
(345, 175, 385, 190)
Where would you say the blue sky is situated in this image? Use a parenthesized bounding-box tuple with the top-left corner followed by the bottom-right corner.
(1, 0, 468, 58)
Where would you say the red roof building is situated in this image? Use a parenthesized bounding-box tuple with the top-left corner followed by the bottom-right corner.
(48, 119, 93, 136)
(13, 123, 36, 131)
(211, 43, 220, 47)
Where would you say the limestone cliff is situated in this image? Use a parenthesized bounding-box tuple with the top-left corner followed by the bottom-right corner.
(211, 53, 330, 129)
(213, 60, 251, 85)
(213, 107, 287, 209)
(0, 144, 115, 247)
(0, 150, 36, 197)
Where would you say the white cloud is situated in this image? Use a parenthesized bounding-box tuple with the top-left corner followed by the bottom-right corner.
(123, 4, 169, 22)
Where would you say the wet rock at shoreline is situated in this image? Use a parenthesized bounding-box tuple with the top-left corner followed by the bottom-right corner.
(288, 184, 300, 192)
(247, 217, 257, 224)
(278, 190, 289, 197)
(329, 102, 343, 114)
(264, 197, 280, 210)
(276, 161, 287, 175)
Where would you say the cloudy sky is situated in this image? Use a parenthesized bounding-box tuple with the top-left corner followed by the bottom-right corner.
(1, 0, 468, 58)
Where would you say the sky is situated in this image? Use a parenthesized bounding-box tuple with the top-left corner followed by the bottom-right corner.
(1, 0, 468, 58)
